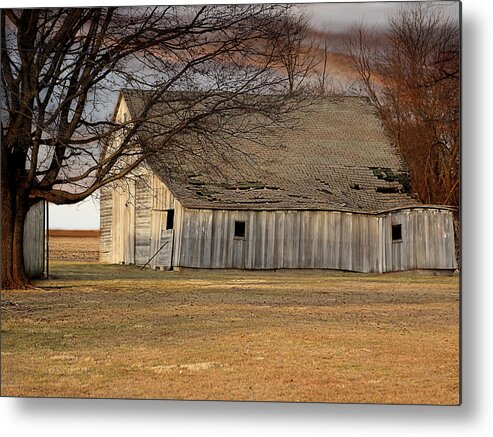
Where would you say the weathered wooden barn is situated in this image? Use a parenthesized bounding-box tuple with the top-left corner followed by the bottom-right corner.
(100, 90, 457, 273)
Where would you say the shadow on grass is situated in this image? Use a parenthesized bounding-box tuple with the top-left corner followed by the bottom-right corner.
(33, 261, 459, 292)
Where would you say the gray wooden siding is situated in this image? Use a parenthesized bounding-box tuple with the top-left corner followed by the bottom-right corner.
(125, 173, 175, 266)
(178, 209, 382, 272)
(135, 175, 152, 265)
(99, 187, 113, 263)
(152, 174, 175, 210)
(177, 207, 456, 272)
(384, 208, 457, 271)
(100, 173, 457, 272)
(100, 172, 182, 268)
(147, 175, 181, 269)
(109, 180, 136, 264)
(24, 201, 45, 278)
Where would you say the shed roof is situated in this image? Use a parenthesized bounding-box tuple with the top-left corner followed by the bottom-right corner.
(120, 90, 420, 212)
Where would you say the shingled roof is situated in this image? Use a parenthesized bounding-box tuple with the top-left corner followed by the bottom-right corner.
(120, 90, 420, 213)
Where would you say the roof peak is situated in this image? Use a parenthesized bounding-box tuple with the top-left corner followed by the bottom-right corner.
(120, 88, 370, 101)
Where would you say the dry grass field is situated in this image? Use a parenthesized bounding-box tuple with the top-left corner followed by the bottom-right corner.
(48, 230, 100, 261)
(1, 246, 459, 404)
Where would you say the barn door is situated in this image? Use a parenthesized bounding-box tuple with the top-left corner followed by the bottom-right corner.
(149, 209, 174, 270)
(155, 229, 174, 270)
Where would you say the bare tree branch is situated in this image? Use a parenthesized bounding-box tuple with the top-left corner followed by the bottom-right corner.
(1, 4, 314, 288)
(344, 3, 459, 208)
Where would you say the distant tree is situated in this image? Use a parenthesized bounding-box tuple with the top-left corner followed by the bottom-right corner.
(1, 5, 305, 289)
(266, 9, 320, 95)
(314, 23, 336, 95)
(346, 3, 459, 207)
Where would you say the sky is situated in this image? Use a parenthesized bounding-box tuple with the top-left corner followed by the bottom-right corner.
(306, 1, 459, 30)
(46, 0, 460, 230)
(49, 195, 101, 230)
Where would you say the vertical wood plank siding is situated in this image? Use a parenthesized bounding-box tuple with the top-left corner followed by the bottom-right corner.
(177, 208, 456, 272)
(110, 179, 136, 264)
(149, 175, 181, 268)
(125, 180, 136, 264)
(100, 174, 182, 267)
(134, 175, 152, 265)
(384, 209, 457, 271)
(100, 174, 457, 272)
(23, 201, 45, 278)
(99, 187, 113, 263)
(152, 174, 175, 210)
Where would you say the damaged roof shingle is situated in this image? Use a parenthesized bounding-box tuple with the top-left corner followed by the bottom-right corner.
(121, 90, 419, 212)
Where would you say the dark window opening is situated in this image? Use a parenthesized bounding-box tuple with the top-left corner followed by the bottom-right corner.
(392, 224, 402, 242)
(234, 220, 246, 239)
(166, 209, 175, 230)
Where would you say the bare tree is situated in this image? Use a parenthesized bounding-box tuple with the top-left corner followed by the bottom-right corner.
(1, 5, 305, 289)
(345, 3, 459, 208)
(313, 23, 336, 96)
(266, 9, 320, 95)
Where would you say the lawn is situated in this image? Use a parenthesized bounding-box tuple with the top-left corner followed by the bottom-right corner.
(1, 261, 460, 404)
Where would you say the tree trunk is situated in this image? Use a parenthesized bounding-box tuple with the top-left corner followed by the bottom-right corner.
(1, 152, 30, 290)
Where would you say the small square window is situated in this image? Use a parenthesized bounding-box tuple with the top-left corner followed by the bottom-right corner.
(392, 224, 402, 242)
(234, 220, 246, 239)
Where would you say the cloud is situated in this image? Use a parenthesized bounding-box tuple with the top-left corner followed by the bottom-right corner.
(304, 1, 459, 31)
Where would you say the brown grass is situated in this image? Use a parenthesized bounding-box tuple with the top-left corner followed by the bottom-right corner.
(1, 262, 459, 404)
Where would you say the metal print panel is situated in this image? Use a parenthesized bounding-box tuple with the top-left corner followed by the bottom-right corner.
(1, 1, 460, 405)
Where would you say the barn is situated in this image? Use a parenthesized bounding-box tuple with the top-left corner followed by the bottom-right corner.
(100, 90, 457, 273)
